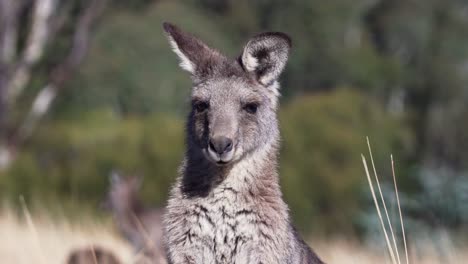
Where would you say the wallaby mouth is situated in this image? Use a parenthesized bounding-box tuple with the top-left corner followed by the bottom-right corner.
(205, 148, 235, 165)
(215, 160, 229, 166)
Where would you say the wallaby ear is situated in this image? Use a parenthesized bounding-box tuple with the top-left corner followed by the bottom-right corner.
(163, 22, 224, 78)
(110, 171, 121, 185)
(241, 32, 291, 86)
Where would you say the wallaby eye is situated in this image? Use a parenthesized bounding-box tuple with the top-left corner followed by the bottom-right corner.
(243, 102, 259, 114)
(194, 101, 209, 113)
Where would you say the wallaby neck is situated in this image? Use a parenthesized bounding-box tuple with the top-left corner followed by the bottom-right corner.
(113, 196, 144, 232)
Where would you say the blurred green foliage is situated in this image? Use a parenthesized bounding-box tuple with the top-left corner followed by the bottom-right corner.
(0, 89, 407, 235)
(2, 0, 468, 237)
(0, 110, 184, 210)
(280, 89, 407, 234)
(54, 1, 238, 117)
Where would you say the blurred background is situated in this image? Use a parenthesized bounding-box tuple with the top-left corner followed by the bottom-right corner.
(0, 0, 467, 263)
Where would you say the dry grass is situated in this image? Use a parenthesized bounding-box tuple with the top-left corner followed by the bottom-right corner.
(0, 206, 466, 263)
(0, 207, 133, 264)
(359, 138, 468, 264)
(314, 239, 468, 264)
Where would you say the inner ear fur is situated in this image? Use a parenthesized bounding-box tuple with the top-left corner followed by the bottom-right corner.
(241, 32, 291, 86)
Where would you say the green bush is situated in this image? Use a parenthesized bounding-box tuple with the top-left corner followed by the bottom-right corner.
(0, 90, 409, 235)
(55, 0, 239, 117)
(0, 110, 184, 210)
(279, 89, 409, 235)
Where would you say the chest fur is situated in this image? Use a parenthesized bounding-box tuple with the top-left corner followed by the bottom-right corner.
(170, 185, 262, 263)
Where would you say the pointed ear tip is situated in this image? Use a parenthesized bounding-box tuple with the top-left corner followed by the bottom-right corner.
(110, 172, 120, 182)
(162, 22, 176, 33)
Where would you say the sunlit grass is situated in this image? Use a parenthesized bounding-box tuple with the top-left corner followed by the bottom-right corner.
(313, 238, 467, 264)
(0, 205, 466, 263)
(0, 206, 133, 264)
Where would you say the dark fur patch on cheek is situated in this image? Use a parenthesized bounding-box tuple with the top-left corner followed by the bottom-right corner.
(191, 112, 210, 147)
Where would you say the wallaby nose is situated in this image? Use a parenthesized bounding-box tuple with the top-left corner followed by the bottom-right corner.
(209, 136, 233, 155)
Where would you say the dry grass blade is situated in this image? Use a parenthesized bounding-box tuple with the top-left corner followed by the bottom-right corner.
(391, 154, 409, 264)
(366, 137, 401, 264)
(90, 244, 98, 264)
(361, 154, 398, 264)
(19, 196, 47, 264)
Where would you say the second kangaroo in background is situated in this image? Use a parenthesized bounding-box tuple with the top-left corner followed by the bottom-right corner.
(105, 172, 166, 264)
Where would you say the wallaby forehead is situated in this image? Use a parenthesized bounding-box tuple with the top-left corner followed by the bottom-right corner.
(192, 77, 265, 104)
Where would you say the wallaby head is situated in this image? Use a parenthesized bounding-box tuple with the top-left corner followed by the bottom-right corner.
(105, 172, 143, 215)
(163, 23, 291, 166)
(66, 245, 121, 264)
(104, 172, 166, 263)
(163, 24, 324, 264)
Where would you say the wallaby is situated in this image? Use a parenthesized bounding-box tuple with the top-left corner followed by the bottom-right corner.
(162, 22, 324, 264)
(66, 245, 120, 264)
(105, 172, 166, 263)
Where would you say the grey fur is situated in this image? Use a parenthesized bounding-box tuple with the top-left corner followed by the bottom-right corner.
(162, 22, 324, 264)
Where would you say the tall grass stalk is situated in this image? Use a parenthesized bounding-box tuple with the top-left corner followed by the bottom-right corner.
(366, 137, 401, 264)
(391, 154, 409, 264)
(20, 196, 47, 264)
(362, 138, 410, 264)
(361, 154, 397, 264)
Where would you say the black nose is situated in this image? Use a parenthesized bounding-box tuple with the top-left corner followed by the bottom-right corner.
(209, 136, 233, 155)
